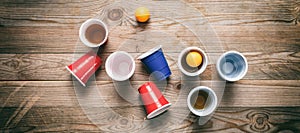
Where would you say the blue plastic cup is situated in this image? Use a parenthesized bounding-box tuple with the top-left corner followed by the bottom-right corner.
(138, 45, 172, 81)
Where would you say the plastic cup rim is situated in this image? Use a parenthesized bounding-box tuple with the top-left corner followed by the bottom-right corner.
(137, 45, 162, 60)
(105, 51, 135, 81)
(216, 50, 248, 82)
(187, 86, 218, 116)
(79, 18, 109, 48)
(138, 82, 171, 119)
(65, 66, 86, 87)
(147, 103, 172, 119)
(177, 47, 208, 76)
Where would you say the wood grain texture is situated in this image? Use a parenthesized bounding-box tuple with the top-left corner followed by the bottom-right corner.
(0, 52, 299, 80)
(0, 0, 299, 132)
(0, 80, 299, 107)
(0, 0, 299, 54)
(1, 107, 300, 132)
(0, 24, 299, 54)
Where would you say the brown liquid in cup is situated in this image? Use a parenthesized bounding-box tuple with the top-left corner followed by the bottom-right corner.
(85, 24, 106, 44)
(193, 90, 208, 109)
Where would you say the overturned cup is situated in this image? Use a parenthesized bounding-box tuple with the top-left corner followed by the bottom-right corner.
(138, 45, 172, 81)
(66, 50, 102, 87)
(139, 82, 172, 119)
(216, 51, 248, 82)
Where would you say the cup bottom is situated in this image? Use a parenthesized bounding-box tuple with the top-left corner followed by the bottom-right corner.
(152, 69, 172, 81)
(222, 61, 235, 74)
(187, 86, 218, 117)
(217, 51, 248, 81)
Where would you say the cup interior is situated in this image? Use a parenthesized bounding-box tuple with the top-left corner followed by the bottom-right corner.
(79, 19, 108, 47)
(106, 51, 135, 81)
(187, 86, 217, 116)
(178, 47, 208, 76)
(217, 51, 247, 81)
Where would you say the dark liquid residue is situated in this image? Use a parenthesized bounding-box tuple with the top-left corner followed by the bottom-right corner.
(193, 90, 208, 109)
(85, 24, 106, 44)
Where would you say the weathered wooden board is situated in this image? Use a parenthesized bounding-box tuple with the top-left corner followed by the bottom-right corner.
(0, 80, 299, 107)
(0, 52, 299, 80)
(0, 0, 299, 53)
(1, 107, 300, 132)
(0, 0, 300, 132)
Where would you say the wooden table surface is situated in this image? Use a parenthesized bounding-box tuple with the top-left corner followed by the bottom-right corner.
(1, 0, 300, 132)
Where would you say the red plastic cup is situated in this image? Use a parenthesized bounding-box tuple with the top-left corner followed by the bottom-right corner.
(138, 82, 172, 119)
(66, 50, 102, 87)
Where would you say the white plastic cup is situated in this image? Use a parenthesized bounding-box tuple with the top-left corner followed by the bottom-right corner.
(216, 51, 248, 82)
(178, 47, 208, 76)
(79, 19, 108, 48)
(105, 51, 135, 81)
(187, 86, 218, 117)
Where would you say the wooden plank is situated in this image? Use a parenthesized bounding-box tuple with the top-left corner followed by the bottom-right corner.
(190, 0, 299, 24)
(0, 25, 299, 54)
(181, 107, 300, 133)
(0, 107, 99, 132)
(0, 0, 109, 24)
(0, 52, 299, 80)
(0, 107, 299, 132)
(0, 0, 299, 132)
(0, 0, 297, 26)
(0, 0, 299, 53)
(0, 80, 299, 107)
(187, 0, 299, 14)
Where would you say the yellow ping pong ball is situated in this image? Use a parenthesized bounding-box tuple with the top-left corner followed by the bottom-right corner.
(135, 7, 150, 22)
(186, 51, 203, 67)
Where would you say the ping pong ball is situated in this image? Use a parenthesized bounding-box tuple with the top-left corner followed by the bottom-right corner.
(186, 51, 202, 67)
(135, 7, 150, 22)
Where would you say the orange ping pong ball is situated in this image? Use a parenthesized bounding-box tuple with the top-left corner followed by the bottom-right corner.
(186, 51, 203, 67)
(135, 7, 150, 22)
